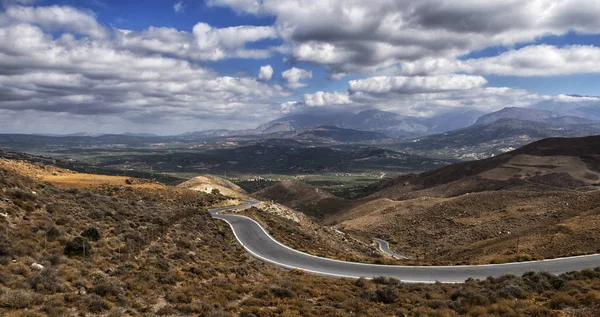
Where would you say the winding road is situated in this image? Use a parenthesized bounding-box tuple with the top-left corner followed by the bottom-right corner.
(210, 200, 600, 283)
(374, 238, 408, 260)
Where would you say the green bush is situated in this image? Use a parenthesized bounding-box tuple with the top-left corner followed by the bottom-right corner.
(546, 293, 579, 310)
(81, 227, 101, 241)
(374, 286, 398, 304)
(64, 236, 91, 257)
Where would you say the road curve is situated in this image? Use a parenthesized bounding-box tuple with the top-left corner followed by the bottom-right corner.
(374, 238, 408, 260)
(210, 201, 600, 283)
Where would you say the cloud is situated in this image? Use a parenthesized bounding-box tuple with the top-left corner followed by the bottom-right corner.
(399, 45, 600, 77)
(113, 22, 277, 61)
(258, 65, 273, 81)
(303, 91, 351, 107)
(4, 5, 107, 38)
(0, 9, 290, 134)
(282, 67, 312, 89)
(463, 45, 600, 77)
(174, 1, 185, 13)
(348, 75, 487, 94)
(209, 0, 600, 76)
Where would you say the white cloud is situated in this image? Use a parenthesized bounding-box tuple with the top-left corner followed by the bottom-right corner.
(464, 45, 600, 76)
(209, 0, 600, 76)
(258, 64, 273, 81)
(282, 67, 312, 89)
(399, 45, 600, 77)
(174, 1, 185, 13)
(348, 75, 487, 94)
(304, 91, 352, 107)
(191, 23, 277, 60)
(4, 5, 107, 38)
(0, 11, 290, 134)
(112, 22, 277, 62)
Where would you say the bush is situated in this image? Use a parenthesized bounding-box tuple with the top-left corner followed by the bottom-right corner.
(546, 293, 579, 310)
(46, 226, 61, 241)
(28, 268, 66, 293)
(81, 227, 101, 241)
(270, 287, 293, 298)
(374, 286, 398, 304)
(0, 289, 42, 309)
(354, 277, 367, 288)
(211, 188, 221, 195)
(85, 294, 111, 313)
(64, 236, 92, 257)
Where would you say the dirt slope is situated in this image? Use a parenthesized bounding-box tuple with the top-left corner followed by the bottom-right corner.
(253, 180, 355, 219)
(362, 136, 600, 200)
(177, 174, 248, 198)
(324, 136, 600, 264)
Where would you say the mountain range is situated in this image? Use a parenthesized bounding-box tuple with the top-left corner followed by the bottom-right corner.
(257, 109, 484, 137)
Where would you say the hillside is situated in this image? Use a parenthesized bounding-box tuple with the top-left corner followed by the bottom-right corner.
(253, 180, 355, 219)
(400, 118, 600, 160)
(474, 107, 593, 125)
(177, 174, 248, 198)
(294, 126, 388, 142)
(361, 135, 600, 200)
(324, 136, 600, 264)
(258, 109, 479, 137)
(1, 155, 600, 316)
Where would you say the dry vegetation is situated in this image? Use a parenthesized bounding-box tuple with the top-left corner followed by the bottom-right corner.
(1, 158, 600, 316)
(177, 175, 249, 199)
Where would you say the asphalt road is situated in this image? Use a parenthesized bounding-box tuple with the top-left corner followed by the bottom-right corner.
(374, 238, 408, 260)
(210, 201, 600, 283)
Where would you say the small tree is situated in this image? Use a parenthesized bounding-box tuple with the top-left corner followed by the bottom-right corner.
(65, 237, 91, 257)
(81, 227, 101, 241)
(211, 188, 221, 195)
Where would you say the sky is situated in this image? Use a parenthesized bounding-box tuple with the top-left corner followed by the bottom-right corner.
(1, 0, 600, 134)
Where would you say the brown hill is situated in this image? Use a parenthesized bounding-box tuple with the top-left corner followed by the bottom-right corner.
(177, 174, 248, 198)
(253, 180, 355, 219)
(361, 136, 600, 200)
(325, 136, 600, 264)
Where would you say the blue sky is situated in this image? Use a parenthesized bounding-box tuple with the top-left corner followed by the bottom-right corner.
(0, 0, 599, 133)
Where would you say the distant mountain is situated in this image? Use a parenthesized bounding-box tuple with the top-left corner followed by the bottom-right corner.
(344, 110, 429, 136)
(122, 132, 157, 137)
(256, 112, 355, 133)
(258, 109, 483, 137)
(293, 126, 388, 142)
(474, 107, 593, 125)
(423, 110, 484, 134)
(400, 118, 600, 160)
(178, 129, 261, 139)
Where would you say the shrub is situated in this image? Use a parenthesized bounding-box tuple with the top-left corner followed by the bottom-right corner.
(81, 227, 101, 241)
(64, 236, 92, 257)
(28, 268, 66, 293)
(7, 188, 36, 201)
(211, 188, 221, 195)
(46, 226, 61, 241)
(374, 286, 398, 304)
(85, 294, 111, 313)
(0, 289, 42, 309)
(372, 276, 400, 285)
(270, 287, 293, 298)
(354, 277, 367, 288)
(546, 293, 579, 310)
